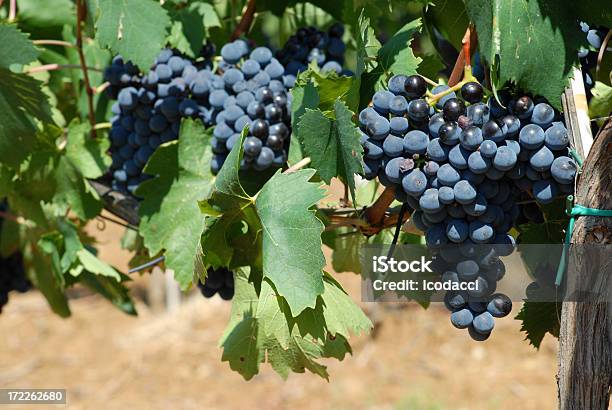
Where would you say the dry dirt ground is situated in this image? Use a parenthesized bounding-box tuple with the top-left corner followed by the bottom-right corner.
(0, 211, 560, 410)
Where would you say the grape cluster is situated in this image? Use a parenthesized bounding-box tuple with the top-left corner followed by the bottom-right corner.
(104, 49, 215, 195)
(359, 74, 577, 340)
(0, 202, 31, 314)
(197, 267, 234, 300)
(577, 22, 609, 97)
(276, 24, 347, 76)
(210, 40, 293, 174)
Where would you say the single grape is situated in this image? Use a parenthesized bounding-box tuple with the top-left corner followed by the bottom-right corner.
(460, 126, 484, 151)
(512, 96, 534, 119)
(457, 259, 479, 280)
(479, 140, 497, 158)
(437, 163, 461, 186)
(472, 311, 495, 334)
(363, 138, 384, 160)
(389, 95, 408, 116)
(468, 151, 491, 174)
(383, 135, 405, 157)
(388, 74, 407, 96)
(482, 119, 506, 143)
(529, 146, 555, 172)
(531, 103, 555, 128)
(427, 138, 449, 162)
(420, 189, 443, 213)
(402, 168, 428, 196)
(487, 294, 512, 318)
(438, 121, 461, 146)
(446, 219, 469, 243)
(550, 156, 577, 185)
(403, 130, 429, 154)
(448, 145, 470, 170)
(366, 116, 390, 140)
(519, 124, 545, 149)
(428, 113, 445, 138)
(407, 99, 430, 122)
(454, 180, 477, 204)
(469, 220, 494, 243)
(390, 117, 409, 135)
(243, 136, 263, 157)
(403, 75, 427, 98)
(493, 146, 517, 171)
(466, 103, 490, 126)
(442, 98, 466, 121)
(451, 308, 474, 329)
(461, 82, 484, 103)
(372, 90, 394, 115)
(544, 124, 569, 151)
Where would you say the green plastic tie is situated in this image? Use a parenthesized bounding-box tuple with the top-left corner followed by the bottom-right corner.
(555, 204, 612, 286)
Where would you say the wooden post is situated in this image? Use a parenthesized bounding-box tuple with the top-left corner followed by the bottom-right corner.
(557, 67, 612, 409)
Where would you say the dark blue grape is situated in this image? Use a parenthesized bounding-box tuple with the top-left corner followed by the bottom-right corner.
(550, 156, 577, 185)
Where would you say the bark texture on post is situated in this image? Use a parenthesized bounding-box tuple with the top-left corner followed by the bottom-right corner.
(558, 121, 612, 409)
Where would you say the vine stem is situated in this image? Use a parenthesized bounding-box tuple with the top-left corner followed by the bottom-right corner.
(33, 40, 75, 48)
(75, 0, 97, 138)
(0, 210, 26, 225)
(596, 30, 612, 80)
(25, 63, 102, 74)
(8, 0, 16, 22)
(284, 157, 311, 173)
(448, 24, 478, 87)
(230, 0, 257, 40)
(365, 186, 396, 226)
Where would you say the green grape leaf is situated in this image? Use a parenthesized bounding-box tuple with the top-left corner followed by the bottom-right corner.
(332, 229, 366, 274)
(377, 18, 423, 76)
(65, 121, 111, 179)
(27, 244, 70, 317)
(296, 68, 354, 112)
(52, 122, 106, 220)
(348, 10, 381, 112)
(14, 0, 74, 29)
(96, 0, 171, 70)
(588, 81, 612, 123)
(75, 249, 121, 281)
(466, 0, 582, 109)
(320, 274, 372, 338)
(167, 2, 220, 57)
(515, 301, 560, 349)
(78, 271, 136, 315)
(138, 119, 214, 289)
(255, 169, 326, 316)
(0, 23, 39, 68)
(288, 82, 319, 165)
(220, 269, 368, 380)
(0, 69, 53, 167)
(200, 128, 258, 269)
(297, 100, 363, 201)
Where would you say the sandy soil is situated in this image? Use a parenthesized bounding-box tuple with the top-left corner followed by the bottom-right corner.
(0, 206, 560, 410)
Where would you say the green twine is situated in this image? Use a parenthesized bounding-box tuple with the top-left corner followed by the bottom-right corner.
(555, 199, 612, 286)
(568, 149, 584, 167)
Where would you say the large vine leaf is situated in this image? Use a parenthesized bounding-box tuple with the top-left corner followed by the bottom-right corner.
(288, 82, 319, 165)
(515, 301, 560, 349)
(377, 18, 423, 76)
(0, 69, 53, 168)
(220, 270, 371, 380)
(0, 23, 39, 68)
(466, 0, 583, 109)
(166, 2, 220, 57)
(297, 100, 363, 201)
(199, 128, 260, 269)
(138, 119, 214, 289)
(53, 122, 108, 220)
(255, 169, 326, 316)
(96, 0, 171, 70)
